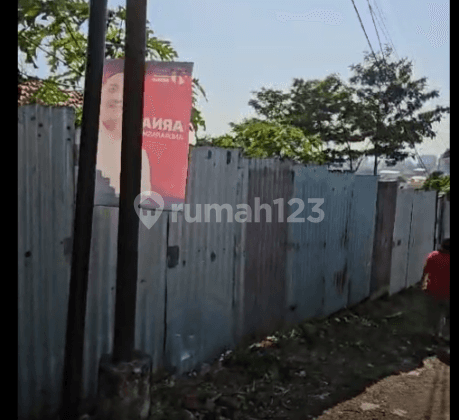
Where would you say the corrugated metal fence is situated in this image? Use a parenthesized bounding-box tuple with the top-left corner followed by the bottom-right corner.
(18, 105, 443, 419)
(18, 105, 75, 419)
(370, 182, 399, 298)
(435, 195, 450, 249)
(385, 186, 437, 295)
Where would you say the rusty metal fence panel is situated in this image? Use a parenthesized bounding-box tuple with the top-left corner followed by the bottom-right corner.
(319, 171, 355, 316)
(322, 174, 355, 315)
(405, 191, 437, 287)
(164, 147, 247, 374)
(286, 166, 356, 322)
(286, 166, 328, 323)
(389, 188, 414, 295)
(242, 159, 293, 339)
(18, 105, 75, 420)
(442, 198, 450, 240)
(435, 195, 450, 248)
(347, 176, 378, 306)
(370, 181, 398, 298)
(21, 111, 440, 418)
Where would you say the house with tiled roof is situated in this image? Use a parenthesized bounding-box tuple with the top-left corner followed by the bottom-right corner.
(18, 79, 83, 109)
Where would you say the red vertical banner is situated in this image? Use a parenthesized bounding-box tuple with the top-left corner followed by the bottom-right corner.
(96, 59, 194, 210)
(143, 61, 194, 209)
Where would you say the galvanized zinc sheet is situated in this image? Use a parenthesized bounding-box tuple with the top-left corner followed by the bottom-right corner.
(164, 147, 247, 374)
(18, 105, 75, 420)
(347, 175, 378, 306)
(242, 158, 293, 339)
(233, 156, 249, 345)
(442, 199, 450, 240)
(435, 196, 450, 247)
(82, 206, 168, 403)
(405, 191, 437, 287)
(370, 181, 398, 298)
(389, 188, 414, 295)
(82, 207, 118, 403)
(135, 212, 168, 369)
(318, 170, 354, 316)
(287, 166, 329, 323)
(287, 166, 355, 322)
(20, 107, 442, 420)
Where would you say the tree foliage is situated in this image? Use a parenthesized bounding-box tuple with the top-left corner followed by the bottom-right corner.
(200, 118, 326, 164)
(420, 172, 450, 197)
(247, 46, 450, 174)
(347, 46, 449, 174)
(18, 0, 206, 131)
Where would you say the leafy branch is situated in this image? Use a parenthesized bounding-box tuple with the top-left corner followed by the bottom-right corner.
(18, 0, 206, 132)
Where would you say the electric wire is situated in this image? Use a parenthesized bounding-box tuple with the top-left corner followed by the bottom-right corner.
(350, 0, 430, 175)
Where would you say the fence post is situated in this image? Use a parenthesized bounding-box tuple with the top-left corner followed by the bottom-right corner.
(370, 181, 398, 299)
(434, 192, 441, 250)
(96, 1, 151, 419)
(60, 0, 108, 418)
(112, 0, 147, 365)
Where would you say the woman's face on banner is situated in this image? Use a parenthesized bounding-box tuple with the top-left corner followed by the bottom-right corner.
(100, 72, 124, 140)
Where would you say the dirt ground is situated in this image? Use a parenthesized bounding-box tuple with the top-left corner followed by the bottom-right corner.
(145, 284, 450, 420)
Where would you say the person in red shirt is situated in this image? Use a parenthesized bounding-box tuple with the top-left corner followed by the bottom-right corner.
(421, 238, 450, 341)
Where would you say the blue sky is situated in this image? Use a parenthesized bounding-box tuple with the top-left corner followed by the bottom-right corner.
(31, 0, 449, 155)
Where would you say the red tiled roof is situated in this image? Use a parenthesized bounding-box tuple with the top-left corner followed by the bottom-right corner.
(18, 80, 83, 109)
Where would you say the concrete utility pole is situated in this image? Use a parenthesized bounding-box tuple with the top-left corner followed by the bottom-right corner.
(96, 1, 152, 418)
(60, 0, 108, 418)
(112, 0, 148, 364)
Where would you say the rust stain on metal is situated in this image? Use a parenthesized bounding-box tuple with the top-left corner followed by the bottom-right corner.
(63, 237, 73, 264)
(334, 264, 348, 295)
(167, 246, 180, 268)
(243, 159, 293, 338)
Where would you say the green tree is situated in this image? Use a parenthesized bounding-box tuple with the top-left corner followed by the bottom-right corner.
(248, 46, 450, 174)
(18, 0, 206, 131)
(420, 172, 450, 198)
(249, 74, 372, 172)
(348, 46, 449, 174)
(206, 118, 326, 164)
(248, 88, 291, 122)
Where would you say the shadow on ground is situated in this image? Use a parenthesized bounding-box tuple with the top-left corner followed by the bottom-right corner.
(88, 285, 449, 420)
